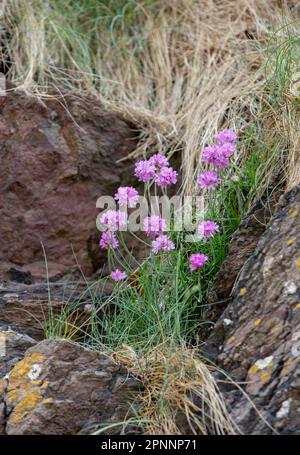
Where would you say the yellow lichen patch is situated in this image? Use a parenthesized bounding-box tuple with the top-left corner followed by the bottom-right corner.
(227, 336, 235, 344)
(261, 371, 271, 383)
(0, 379, 5, 396)
(289, 208, 299, 217)
(295, 258, 300, 269)
(271, 326, 280, 334)
(9, 353, 45, 385)
(235, 341, 242, 347)
(8, 389, 42, 425)
(249, 364, 259, 375)
(239, 288, 247, 297)
(6, 352, 45, 407)
(41, 381, 49, 389)
(281, 358, 293, 376)
(287, 238, 295, 246)
(254, 319, 262, 327)
(42, 397, 53, 405)
(293, 303, 300, 311)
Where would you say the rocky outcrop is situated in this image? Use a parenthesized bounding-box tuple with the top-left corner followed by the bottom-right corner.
(0, 281, 92, 340)
(0, 87, 137, 281)
(205, 185, 300, 434)
(203, 178, 283, 331)
(1, 339, 140, 435)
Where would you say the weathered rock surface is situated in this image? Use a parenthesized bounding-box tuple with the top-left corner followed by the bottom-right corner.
(0, 328, 37, 433)
(0, 86, 137, 281)
(205, 185, 300, 434)
(1, 339, 140, 435)
(0, 282, 82, 339)
(203, 179, 283, 330)
(0, 328, 36, 378)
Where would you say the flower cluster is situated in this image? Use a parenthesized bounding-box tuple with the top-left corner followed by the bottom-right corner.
(134, 153, 177, 187)
(191, 128, 238, 271)
(111, 269, 128, 281)
(100, 209, 128, 231)
(99, 231, 119, 250)
(98, 131, 238, 281)
(143, 215, 166, 237)
(198, 129, 237, 190)
(151, 234, 175, 254)
(197, 220, 219, 242)
(189, 253, 208, 272)
(114, 186, 139, 208)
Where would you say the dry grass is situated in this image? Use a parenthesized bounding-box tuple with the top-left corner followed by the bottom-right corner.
(1, 0, 299, 193)
(113, 341, 239, 435)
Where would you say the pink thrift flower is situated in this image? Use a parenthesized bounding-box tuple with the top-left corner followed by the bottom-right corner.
(100, 210, 128, 231)
(155, 166, 177, 187)
(99, 231, 119, 250)
(202, 144, 230, 168)
(202, 144, 220, 165)
(114, 186, 139, 208)
(84, 304, 93, 313)
(111, 269, 128, 281)
(197, 221, 220, 241)
(151, 234, 175, 254)
(197, 171, 221, 190)
(189, 253, 208, 271)
(149, 153, 169, 169)
(216, 129, 237, 144)
(134, 160, 156, 183)
(219, 142, 236, 158)
(202, 144, 229, 168)
(143, 215, 166, 236)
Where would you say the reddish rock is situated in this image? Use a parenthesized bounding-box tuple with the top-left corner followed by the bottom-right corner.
(0, 87, 137, 281)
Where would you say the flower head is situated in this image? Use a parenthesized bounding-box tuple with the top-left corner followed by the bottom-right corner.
(151, 234, 175, 254)
(143, 215, 166, 236)
(219, 142, 236, 158)
(197, 171, 221, 190)
(111, 269, 128, 281)
(149, 153, 169, 169)
(216, 129, 237, 144)
(134, 160, 156, 183)
(100, 210, 128, 231)
(114, 186, 139, 208)
(202, 144, 229, 168)
(197, 220, 220, 241)
(155, 166, 177, 187)
(189, 253, 208, 271)
(84, 304, 93, 313)
(202, 144, 219, 165)
(99, 231, 119, 250)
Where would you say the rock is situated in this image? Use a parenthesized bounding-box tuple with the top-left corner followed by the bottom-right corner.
(203, 181, 283, 330)
(2, 339, 140, 435)
(0, 328, 36, 378)
(0, 86, 138, 281)
(0, 281, 107, 340)
(205, 185, 300, 434)
(0, 328, 36, 434)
